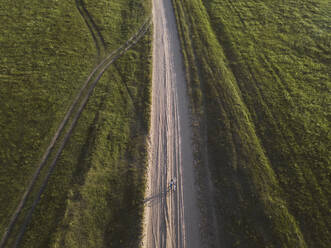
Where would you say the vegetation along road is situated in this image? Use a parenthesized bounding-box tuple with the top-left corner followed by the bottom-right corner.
(1, 0, 152, 247)
(171, 0, 330, 247)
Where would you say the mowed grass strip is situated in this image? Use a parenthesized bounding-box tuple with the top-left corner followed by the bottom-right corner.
(172, 0, 330, 247)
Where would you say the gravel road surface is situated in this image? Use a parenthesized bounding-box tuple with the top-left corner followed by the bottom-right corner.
(143, 0, 202, 247)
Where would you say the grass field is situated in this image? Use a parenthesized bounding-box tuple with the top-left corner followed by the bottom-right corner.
(1, 0, 329, 247)
(0, 0, 151, 247)
(0, 0, 96, 236)
(172, 0, 330, 247)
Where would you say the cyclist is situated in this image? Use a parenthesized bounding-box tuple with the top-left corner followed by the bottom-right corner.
(169, 179, 176, 192)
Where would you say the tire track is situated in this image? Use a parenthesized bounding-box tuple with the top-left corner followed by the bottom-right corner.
(75, 0, 107, 58)
(0, 19, 151, 248)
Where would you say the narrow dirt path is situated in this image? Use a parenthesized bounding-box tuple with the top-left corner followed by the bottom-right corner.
(143, 0, 201, 247)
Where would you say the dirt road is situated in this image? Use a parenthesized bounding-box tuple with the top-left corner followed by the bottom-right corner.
(143, 0, 202, 247)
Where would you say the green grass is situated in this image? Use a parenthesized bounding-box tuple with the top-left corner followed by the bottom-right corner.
(20, 37, 152, 247)
(172, 0, 330, 247)
(0, 0, 151, 247)
(0, 0, 96, 236)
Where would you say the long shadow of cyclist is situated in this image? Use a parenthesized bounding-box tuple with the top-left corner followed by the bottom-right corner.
(143, 190, 167, 207)
(144, 181, 177, 207)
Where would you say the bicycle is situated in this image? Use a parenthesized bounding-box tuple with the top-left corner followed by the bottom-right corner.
(167, 178, 177, 193)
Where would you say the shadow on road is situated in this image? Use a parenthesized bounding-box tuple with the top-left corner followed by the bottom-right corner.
(144, 191, 168, 207)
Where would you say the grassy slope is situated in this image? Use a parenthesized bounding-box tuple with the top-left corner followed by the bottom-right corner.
(172, 0, 330, 247)
(204, 1, 330, 247)
(0, 0, 95, 236)
(1, 0, 151, 247)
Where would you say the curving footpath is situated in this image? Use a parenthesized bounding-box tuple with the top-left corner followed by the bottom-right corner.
(143, 0, 201, 247)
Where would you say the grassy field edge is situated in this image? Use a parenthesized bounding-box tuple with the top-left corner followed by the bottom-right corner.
(171, 0, 312, 247)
